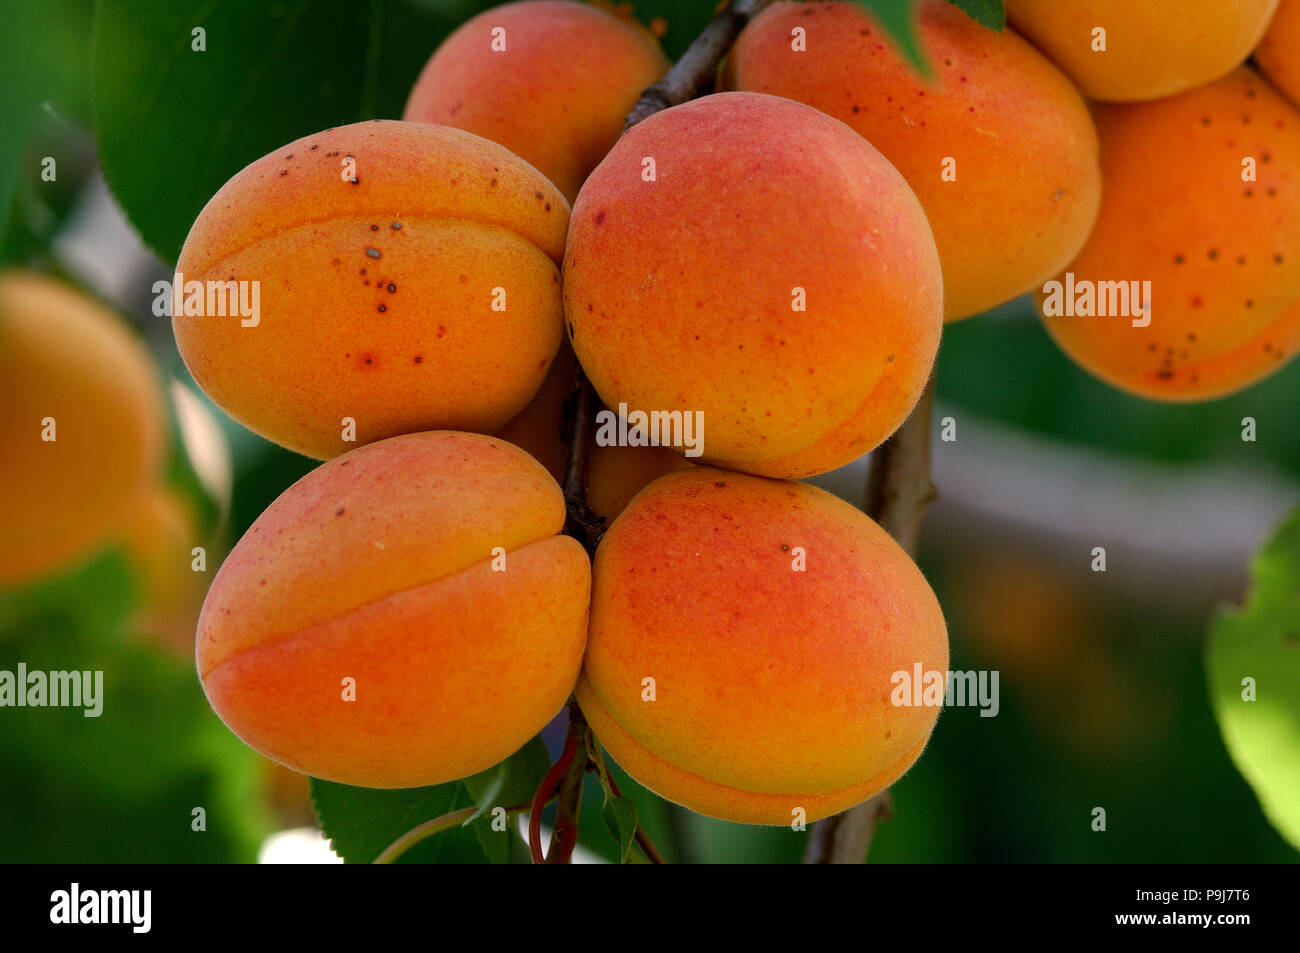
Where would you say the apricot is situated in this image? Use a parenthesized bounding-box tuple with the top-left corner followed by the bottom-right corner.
(0, 270, 166, 586)
(174, 120, 569, 460)
(198, 431, 590, 788)
(1004, 0, 1278, 102)
(1037, 68, 1300, 400)
(1256, 1, 1300, 107)
(121, 486, 206, 654)
(725, 0, 1102, 321)
(586, 443, 692, 521)
(403, 1, 669, 202)
(563, 92, 942, 480)
(494, 340, 576, 483)
(577, 468, 948, 825)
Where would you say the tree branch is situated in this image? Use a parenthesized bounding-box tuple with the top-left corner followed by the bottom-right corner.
(802, 378, 938, 864)
(623, 0, 775, 132)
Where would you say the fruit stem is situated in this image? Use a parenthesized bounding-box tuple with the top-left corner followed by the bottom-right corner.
(373, 799, 535, 864)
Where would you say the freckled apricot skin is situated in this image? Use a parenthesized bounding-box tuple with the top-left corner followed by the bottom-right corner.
(1005, 0, 1278, 102)
(1037, 68, 1300, 400)
(403, 1, 668, 203)
(0, 270, 166, 586)
(198, 431, 590, 789)
(1256, 1, 1300, 108)
(564, 92, 943, 480)
(173, 120, 569, 461)
(577, 467, 948, 825)
(725, 0, 1102, 321)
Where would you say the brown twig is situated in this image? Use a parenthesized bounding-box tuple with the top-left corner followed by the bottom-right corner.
(623, 0, 775, 132)
(802, 378, 938, 864)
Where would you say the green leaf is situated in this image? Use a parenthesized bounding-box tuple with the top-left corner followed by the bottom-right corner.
(1207, 505, 1300, 852)
(601, 794, 640, 863)
(91, 0, 475, 263)
(943, 0, 1005, 30)
(851, 0, 929, 75)
(310, 777, 488, 864)
(462, 734, 551, 823)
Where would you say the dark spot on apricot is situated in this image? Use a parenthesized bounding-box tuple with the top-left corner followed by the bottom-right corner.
(595, 209, 607, 225)
(414, 356, 422, 364)
(852, 105, 860, 113)
(391, 222, 401, 229)
(350, 177, 360, 185)
(438, 325, 447, 338)
(366, 248, 381, 258)
(378, 304, 387, 313)
(387, 283, 396, 293)
(1174, 254, 1185, 265)
(1246, 299, 1254, 308)
(335, 507, 344, 516)
(1208, 248, 1219, 260)
(715, 481, 726, 488)
(310, 145, 318, 150)
(279, 169, 287, 176)
(370, 224, 378, 231)
(1275, 254, 1285, 264)
(1156, 369, 1174, 379)
(545, 202, 552, 211)
(780, 544, 789, 551)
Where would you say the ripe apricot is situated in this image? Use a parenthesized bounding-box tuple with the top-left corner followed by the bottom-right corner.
(563, 92, 942, 480)
(174, 120, 569, 460)
(1037, 68, 1300, 400)
(725, 0, 1102, 321)
(0, 270, 166, 585)
(1005, 0, 1278, 102)
(1256, 1, 1300, 107)
(577, 468, 948, 825)
(198, 431, 590, 788)
(403, 0, 669, 202)
(585, 443, 691, 521)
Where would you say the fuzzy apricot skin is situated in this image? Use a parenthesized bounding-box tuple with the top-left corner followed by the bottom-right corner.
(563, 92, 943, 480)
(1005, 0, 1278, 102)
(0, 271, 166, 585)
(725, 0, 1102, 321)
(403, 1, 669, 203)
(1037, 68, 1300, 401)
(1256, 1, 1300, 108)
(198, 431, 590, 789)
(173, 120, 569, 461)
(577, 468, 948, 826)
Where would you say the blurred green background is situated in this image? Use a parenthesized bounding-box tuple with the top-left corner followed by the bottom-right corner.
(0, 0, 1295, 863)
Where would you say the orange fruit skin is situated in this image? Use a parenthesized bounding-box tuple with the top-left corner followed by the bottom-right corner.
(580, 467, 948, 825)
(1037, 68, 1300, 400)
(564, 92, 943, 480)
(198, 431, 590, 789)
(174, 120, 569, 460)
(726, 0, 1102, 321)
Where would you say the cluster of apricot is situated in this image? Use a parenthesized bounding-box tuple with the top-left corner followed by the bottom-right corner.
(172, 0, 1300, 827)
